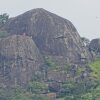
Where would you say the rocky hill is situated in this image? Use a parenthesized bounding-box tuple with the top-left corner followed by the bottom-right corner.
(4, 8, 92, 63)
(0, 8, 93, 87)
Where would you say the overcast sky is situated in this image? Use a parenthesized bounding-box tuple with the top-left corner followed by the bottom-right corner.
(0, 0, 100, 40)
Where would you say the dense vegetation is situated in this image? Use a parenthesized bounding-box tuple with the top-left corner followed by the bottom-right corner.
(90, 58, 100, 78)
(0, 59, 99, 100)
(0, 86, 50, 100)
(57, 59, 100, 100)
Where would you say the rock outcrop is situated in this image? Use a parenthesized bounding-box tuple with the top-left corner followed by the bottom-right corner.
(89, 38, 100, 58)
(0, 8, 93, 87)
(89, 38, 100, 53)
(0, 35, 43, 87)
(3, 8, 92, 64)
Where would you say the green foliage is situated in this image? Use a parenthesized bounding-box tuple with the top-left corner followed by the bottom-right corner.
(75, 86, 100, 100)
(57, 98, 65, 100)
(58, 77, 100, 99)
(0, 56, 100, 100)
(0, 88, 8, 100)
(77, 93, 93, 100)
(0, 13, 9, 26)
(32, 94, 49, 100)
(62, 80, 76, 95)
(57, 55, 100, 100)
(90, 59, 100, 79)
(43, 56, 58, 79)
(10, 86, 31, 100)
(76, 67, 85, 75)
(0, 86, 32, 100)
(0, 31, 8, 38)
(44, 56, 57, 69)
(62, 64, 71, 71)
(0, 86, 50, 100)
(92, 86, 100, 100)
(28, 81, 48, 94)
(65, 95, 74, 100)
(12, 93, 30, 100)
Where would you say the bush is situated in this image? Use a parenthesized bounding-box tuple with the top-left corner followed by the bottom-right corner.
(0, 13, 9, 26)
(28, 81, 48, 94)
(65, 95, 74, 100)
(0, 31, 8, 38)
(32, 94, 49, 100)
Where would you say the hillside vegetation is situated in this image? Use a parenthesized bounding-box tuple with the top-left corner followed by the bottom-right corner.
(56, 59, 100, 100)
(0, 56, 100, 100)
(90, 58, 100, 79)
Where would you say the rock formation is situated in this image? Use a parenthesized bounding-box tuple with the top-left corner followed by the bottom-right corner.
(89, 38, 100, 53)
(0, 35, 43, 87)
(89, 38, 100, 58)
(0, 8, 93, 87)
(3, 8, 92, 64)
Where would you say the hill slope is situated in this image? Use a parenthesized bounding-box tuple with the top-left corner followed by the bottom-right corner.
(0, 8, 93, 87)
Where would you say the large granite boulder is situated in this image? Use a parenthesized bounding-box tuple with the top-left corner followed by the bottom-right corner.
(3, 8, 92, 64)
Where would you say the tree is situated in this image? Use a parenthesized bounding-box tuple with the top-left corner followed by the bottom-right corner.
(28, 81, 48, 94)
(0, 13, 9, 27)
(81, 37, 90, 47)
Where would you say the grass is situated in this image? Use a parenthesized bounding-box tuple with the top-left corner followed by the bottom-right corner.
(90, 58, 100, 79)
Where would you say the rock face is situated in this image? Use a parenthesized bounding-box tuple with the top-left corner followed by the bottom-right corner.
(4, 8, 92, 64)
(89, 38, 100, 53)
(0, 35, 43, 87)
(0, 8, 93, 87)
(89, 38, 100, 58)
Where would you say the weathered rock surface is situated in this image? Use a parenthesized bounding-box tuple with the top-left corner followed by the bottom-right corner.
(0, 35, 43, 87)
(3, 8, 92, 64)
(89, 38, 100, 53)
(0, 8, 93, 87)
